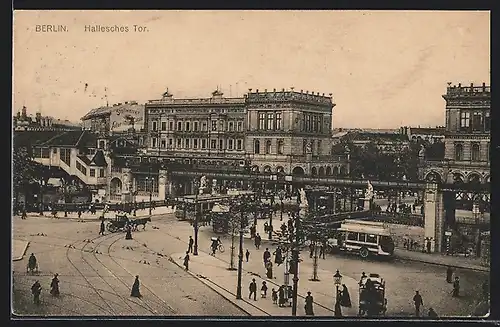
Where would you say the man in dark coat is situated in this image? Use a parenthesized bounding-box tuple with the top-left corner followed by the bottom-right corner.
(305, 291, 314, 316)
(254, 233, 261, 249)
(263, 248, 271, 265)
(31, 280, 42, 305)
(413, 291, 423, 317)
(249, 278, 257, 301)
(188, 236, 194, 253)
(265, 261, 273, 279)
(452, 277, 460, 297)
(274, 246, 283, 266)
(99, 219, 105, 235)
(245, 249, 250, 262)
(131, 275, 142, 297)
(125, 224, 133, 240)
(50, 273, 60, 296)
(27, 253, 37, 273)
(183, 251, 190, 271)
(278, 285, 285, 307)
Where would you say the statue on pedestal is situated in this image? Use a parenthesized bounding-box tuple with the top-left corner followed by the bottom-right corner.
(299, 188, 309, 208)
(365, 181, 374, 200)
(199, 175, 207, 195)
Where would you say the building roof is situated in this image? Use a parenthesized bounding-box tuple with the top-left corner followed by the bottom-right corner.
(81, 102, 142, 120)
(36, 130, 98, 148)
(342, 131, 408, 142)
(409, 127, 445, 136)
(91, 150, 108, 166)
(13, 130, 62, 148)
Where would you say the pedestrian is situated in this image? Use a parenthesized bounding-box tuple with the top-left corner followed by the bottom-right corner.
(125, 224, 133, 240)
(446, 266, 453, 283)
(31, 280, 42, 305)
(21, 206, 27, 220)
(188, 236, 194, 253)
(334, 300, 342, 317)
(265, 260, 274, 279)
(249, 278, 257, 301)
(50, 273, 60, 297)
(27, 253, 37, 273)
(413, 291, 423, 317)
(340, 284, 352, 308)
(99, 219, 105, 235)
(278, 285, 285, 307)
(305, 291, 314, 316)
(272, 288, 278, 304)
(255, 233, 261, 249)
(452, 276, 460, 297)
(274, 246, 283, 266)
(426, 239, 432, 253)
(428, 307, 438, 318)
(359, 272, 367, 285)
(261, 281, 268, 298)
(130, 275, 142, 298)
(183, 251, 190, 271)
(77, 207, 82, 219)
(263, 248, 271, 265)
(309, 242, 314, 258)
(245, 249, 250, 262)
(319, 242, 325, 259)
(250, 225, 256, 239)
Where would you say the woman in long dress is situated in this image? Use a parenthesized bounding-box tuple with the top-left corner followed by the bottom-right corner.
(131, 275, 142, 297)
(340, 284, 352, 307)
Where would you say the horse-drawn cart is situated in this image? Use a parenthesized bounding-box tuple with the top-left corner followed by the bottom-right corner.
(106, 214, 130, 233)
(358, 273, 387, 317)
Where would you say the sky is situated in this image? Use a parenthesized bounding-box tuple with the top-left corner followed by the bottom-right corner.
(12, 10, 490, 129)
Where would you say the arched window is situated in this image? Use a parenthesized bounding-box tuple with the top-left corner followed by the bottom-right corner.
(471, 143, 480, 161)
(277, 139, 284, 155)
(254, 140, 260, 154)
(454, 143, 463, 161)
(265, 140, 272, 154)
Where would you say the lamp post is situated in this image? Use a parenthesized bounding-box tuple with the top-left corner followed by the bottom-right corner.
(236, 200, 245, 299)
(145, 172, 153, 216)
(333, 269, 343, 314)
(193, 179, 199, 256)
(228, 201, 237, 271)
(291, 209, 301, 316)
(309, 232, 320, 282)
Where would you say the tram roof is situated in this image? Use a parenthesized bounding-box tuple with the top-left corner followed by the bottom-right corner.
(338, 221, 391, 236)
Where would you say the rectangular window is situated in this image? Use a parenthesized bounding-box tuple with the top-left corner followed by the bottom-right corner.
(460, 112, 471, 131)
(277, 139, 284, 154)
(219, 121, 224, 131)
(90, 169, 96, 177)
(161, 139, 166, 148)
(485, 112, 490, 132)
(212, 121, 217, 131)
(186, 122, 190, 131)
(237, 121, 243, 132)
(472, 112, 483, 131)
(176, 139, 181, 148)
(152, 138, 157, 148)
(99, 169, 105, 178)
(202, 122, 207, 131)
(98, 140, 105, 149)
(193, 139, 198, 149)
(366, 234, 377, 244)
(186, 139, 191, 149)
(275, 112, 282, 130)
(41, 148, 50, 158)
(237, 139, 242, 150)
(228, 139, 234, 150)
(358, 233, 367, 242)
(202, 139, 207, 149)
(169, 121, 173, 131)
(229, 122, 234, 131)
(219, 139, 224, 150)
(313, 115, 318, 132)
(194, 121, 199, 131)
(259, 112, 266, 130)
(317, 140, 322, 155)
(168, 138, 173, 146)
(161, 122, 167, 131)
(347, 232, 357, 241)
(177, 121, 182, 131)
(152, 121, 158, 131)
(267, 112, 274, 130)
(211, 140, 217, 149)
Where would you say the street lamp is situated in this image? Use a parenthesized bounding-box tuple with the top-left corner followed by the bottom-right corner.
(333, 269, 343, 310)
(236, 199, 246, 299)
(145, 173, 152, 216)
(193, 179, 200, 256)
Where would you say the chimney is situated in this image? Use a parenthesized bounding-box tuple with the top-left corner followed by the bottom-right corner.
(256, 89, 259, 93)
(458, 83, 461, 87)
(273, 88, 276, 92)
(300, 90, 303, 93)
(22, 106, 27, 118)
(483, 82, 486, 91)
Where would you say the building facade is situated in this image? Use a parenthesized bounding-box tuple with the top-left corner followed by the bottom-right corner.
(81, 101, 144, 135)
(421, 83, 490, 186)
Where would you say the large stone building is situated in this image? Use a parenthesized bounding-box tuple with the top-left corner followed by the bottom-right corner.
(81, 101, 145, 135)
(14, 106, 81, 131)
(421, 83, 490, 186)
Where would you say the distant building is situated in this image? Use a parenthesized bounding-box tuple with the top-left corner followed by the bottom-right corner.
(81, 101, 145, 135)
(13, 106, 81, 131)
(400, 126, 445, 144)
(336, 130, 410, 154)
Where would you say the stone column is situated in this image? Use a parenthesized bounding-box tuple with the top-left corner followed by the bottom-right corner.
(423, 183, 444, 253)
(121, 168, 132, 202)
(158, 170, 168, 201)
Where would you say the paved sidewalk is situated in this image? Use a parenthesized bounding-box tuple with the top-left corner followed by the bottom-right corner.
(394, 249, 488, 272)
(12, 239, 30, 261)
(171, 251, 358, 317)
(20, 206, 176, 221)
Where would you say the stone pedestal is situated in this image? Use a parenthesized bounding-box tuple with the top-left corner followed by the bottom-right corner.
(299, 205, 309, 218)
(423, 183, 444, 253)
(158, 170, 168, 201)
(363, 198, 372, 211)
(199, 187, 205, 195)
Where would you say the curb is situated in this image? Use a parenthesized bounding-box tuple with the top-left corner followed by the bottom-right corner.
(396, 256, 489, 273)
(23, 212, 170, 222)
(13, 241, 30, 261)
(168, 255, 268, 316)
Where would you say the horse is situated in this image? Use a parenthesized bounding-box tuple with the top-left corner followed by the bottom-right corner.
(131, 217, 151, 231)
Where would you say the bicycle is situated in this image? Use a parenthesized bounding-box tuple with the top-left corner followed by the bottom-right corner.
(218, 243, 225, 253)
